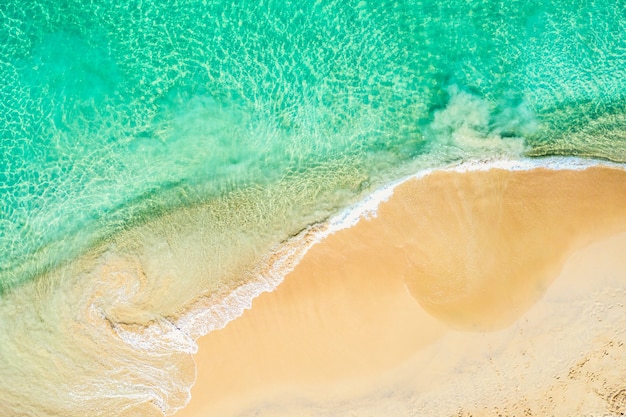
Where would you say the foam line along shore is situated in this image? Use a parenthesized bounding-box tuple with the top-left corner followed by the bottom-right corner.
(173, 155, 626, 340)
(177, 160, 626, 417)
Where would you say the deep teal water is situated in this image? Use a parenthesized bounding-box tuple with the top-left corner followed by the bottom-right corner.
(1, 1, 626, 415)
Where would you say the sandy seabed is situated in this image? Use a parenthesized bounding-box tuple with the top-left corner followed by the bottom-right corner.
(176, 166, 626, 417)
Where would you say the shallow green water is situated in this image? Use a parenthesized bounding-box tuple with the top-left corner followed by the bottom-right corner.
(1, 0, 625, 415)
(2, 0, 625, 290)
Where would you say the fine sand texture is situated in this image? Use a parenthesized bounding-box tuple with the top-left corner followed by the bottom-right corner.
(175, 166, 626, 417)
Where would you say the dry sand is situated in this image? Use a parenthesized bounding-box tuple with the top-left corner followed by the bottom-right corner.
(175, 166, 626, 417)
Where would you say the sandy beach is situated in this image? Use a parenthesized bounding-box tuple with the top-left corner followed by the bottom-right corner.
(175, 166, 626, 417)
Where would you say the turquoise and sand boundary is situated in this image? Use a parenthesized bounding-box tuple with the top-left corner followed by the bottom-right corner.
(177, 158, 626, 417)
(1, 155, 626, 417)
(2, 1, 626, 415)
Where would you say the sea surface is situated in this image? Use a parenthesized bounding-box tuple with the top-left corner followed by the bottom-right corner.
(1, 1, 625, 415)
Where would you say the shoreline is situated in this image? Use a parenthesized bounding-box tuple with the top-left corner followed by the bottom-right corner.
(173, 156, 626, 340)
(175, 159, 626, 416)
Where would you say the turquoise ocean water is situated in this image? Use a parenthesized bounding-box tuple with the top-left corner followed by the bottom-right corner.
(1, 1, 625, 415)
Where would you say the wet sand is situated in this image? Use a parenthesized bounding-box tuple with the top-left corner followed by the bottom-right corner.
(175, 166, 626, 417)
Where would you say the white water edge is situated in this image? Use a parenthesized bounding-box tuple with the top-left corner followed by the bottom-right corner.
(172, 156, 626, 344)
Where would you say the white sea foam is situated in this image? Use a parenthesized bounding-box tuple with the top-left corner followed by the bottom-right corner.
(173, 156, 626, 343)
(326, 156, 625, 236)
